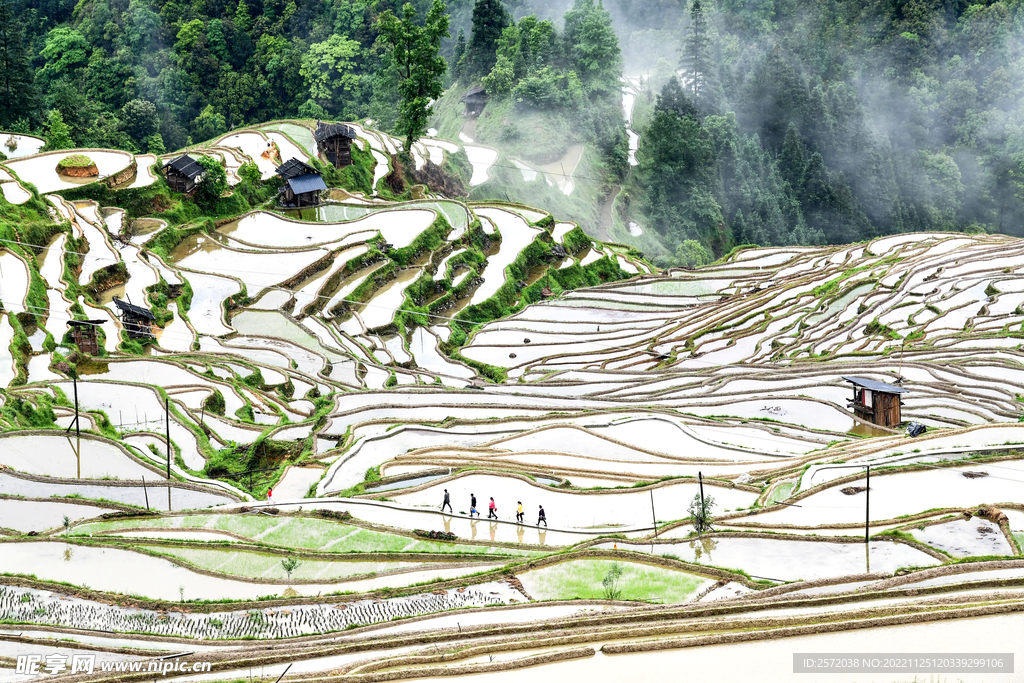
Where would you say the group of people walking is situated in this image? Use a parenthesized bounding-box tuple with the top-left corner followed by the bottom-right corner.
(441, 489, 547, 526)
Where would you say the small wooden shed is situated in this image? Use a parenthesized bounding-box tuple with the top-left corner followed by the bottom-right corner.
(314, 122, 356, 168)
(162, 155, 204, 193)
(113, 297, 156, 339)
(275, 159, 328, 207)
(67, 319, 104, 355)
(460, 86, 488, 117)
(843, 376, 908, 428)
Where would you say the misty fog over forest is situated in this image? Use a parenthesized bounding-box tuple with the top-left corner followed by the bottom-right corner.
(2, 0, 1024, 263)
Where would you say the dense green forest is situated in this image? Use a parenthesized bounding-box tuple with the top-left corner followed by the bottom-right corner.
(0, 0, 626, 151)
(3, 0, 1024, 262)
(632, 0, 1024, 263)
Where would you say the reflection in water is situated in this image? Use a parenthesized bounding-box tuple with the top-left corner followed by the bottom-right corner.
(63, 546, 73, 562)
(443, 516, 451, 534)
(689, 535, 718, 561)
(537, 529, 546, 546)
(470, 519, 478, 540)
(517, 525, 524, 544)
(76, 360, 110, 376)
(64, 436, 81, 479)
(848, 422, 893, 438)
(489, 522, 497, 542)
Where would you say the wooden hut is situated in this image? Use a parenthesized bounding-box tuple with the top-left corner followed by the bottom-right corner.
(275, 159, 328, 207)
(843, 376, 908, 428)
(460, 86, 488, 117)
(314, 122, 356, 168)
(113, 297, 156, 339)
(66, 319, 104, 355)
(162, 155, 203, 193)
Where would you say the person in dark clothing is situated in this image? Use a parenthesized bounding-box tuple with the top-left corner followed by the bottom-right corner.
(537, 505, 547, 527)
(488, 497, 498, 519)
(470, 493, 479, 517)
(441, 488, 452, 513)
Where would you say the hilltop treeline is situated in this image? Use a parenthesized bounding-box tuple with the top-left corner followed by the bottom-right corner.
(452, 0, 628, 175)
(0, 0, 623, 160)
(0, 0, 463, 152)
(632, 0, 1024, 264)
(5, 0, 1024, 264)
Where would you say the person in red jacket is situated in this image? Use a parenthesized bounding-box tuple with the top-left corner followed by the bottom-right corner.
(488, 497, 498, 519)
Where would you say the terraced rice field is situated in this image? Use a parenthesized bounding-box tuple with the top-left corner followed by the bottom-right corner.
(1, 121, 1023, 681)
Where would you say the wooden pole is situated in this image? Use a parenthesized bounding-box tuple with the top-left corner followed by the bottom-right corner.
(142, 475, 150, 511)
(649, 489, 657, 537)
(68, 376, 80, 438)
(865, 466, 870, 544)
(698, 471, 706, 533)
(273, 664, 292, 683)
(165, 397, 171, 479)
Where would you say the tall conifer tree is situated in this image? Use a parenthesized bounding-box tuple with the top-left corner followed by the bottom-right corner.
(0, 0, 36, 127)
(467, 0, 510, 79)
(682, 0, 712, 100)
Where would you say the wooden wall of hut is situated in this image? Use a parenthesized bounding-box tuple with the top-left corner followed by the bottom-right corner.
(325, 137, 352, 168)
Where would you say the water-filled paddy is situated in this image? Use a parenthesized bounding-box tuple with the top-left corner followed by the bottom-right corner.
(391, 473, 758, 529)
(4, 150, 133, 193)
(621, 537, 940, 581)
(470, 209, 541, 305)
(0, 498, 117, 532)
(0, 434, 156, 479)
(0, 133, 45, 159)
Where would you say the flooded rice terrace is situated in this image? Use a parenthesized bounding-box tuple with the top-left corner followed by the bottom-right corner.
(2, 120, 1024, 681)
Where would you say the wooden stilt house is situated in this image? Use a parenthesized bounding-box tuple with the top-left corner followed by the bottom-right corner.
(113, 297, 156, 339)
(314, 122, 356, 168)
(275, 159, 328, 208)
(460, 86, 488, 117)
(66, 320, 104, 355)
(162, 155, 204, 193)
(843, 376, 909, 428)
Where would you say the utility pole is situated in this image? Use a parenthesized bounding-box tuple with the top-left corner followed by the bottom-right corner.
(896, 339, 907, 384)
(698, 470, 707, 534)
(811, 464, 872, 544)
(649, 489, 657, 537)
(865, 466, 871, 544)
(65, 376, 80, 439)
(165, 397, 171, 479)
(65, 376, 82, 479)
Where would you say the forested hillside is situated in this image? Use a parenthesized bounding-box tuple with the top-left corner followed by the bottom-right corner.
(632, 0, 1024, 264)
(3, 0, 1024, 263)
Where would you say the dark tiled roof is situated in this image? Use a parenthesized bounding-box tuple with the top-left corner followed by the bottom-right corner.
(113, 297, 156, 321)
(313, 122, 356, 143)
(165, 155, 204, 179)
(286, 173, 328, 194)
(275, 158, 318, 180)
(842, 376, 909, 394)
(460, 85, 488, 101)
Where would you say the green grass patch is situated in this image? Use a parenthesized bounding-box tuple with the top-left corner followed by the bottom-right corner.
(73, 514, 536, 556)
(139, 545, 418, 580)
(766, 481, 795, 505)
(55, 154, 95, 170)
(518, 558, 708, 603)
